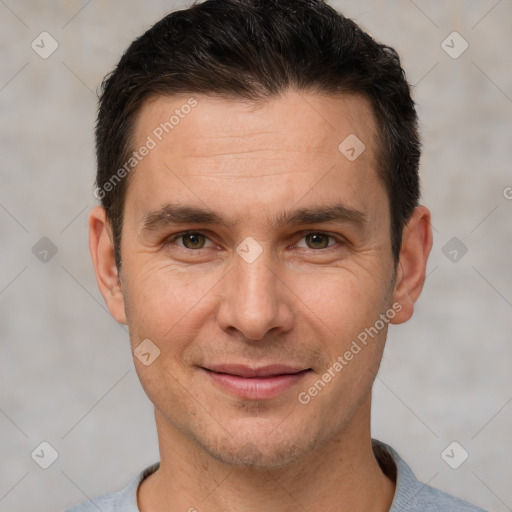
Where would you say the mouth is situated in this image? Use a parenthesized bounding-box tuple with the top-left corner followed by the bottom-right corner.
(200, 364, 312, 400)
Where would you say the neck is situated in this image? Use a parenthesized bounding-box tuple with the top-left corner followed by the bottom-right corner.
(138, 397, 395, 512)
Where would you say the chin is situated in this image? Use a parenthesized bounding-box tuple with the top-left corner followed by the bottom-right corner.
(193, 424, 323, 469)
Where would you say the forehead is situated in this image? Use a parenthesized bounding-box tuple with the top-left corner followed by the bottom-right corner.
(133, 90, 378, 162)
(125, 89, 386, 229)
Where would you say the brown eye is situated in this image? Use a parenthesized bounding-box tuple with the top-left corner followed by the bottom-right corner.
(177, 233, 208, 249)
(303, 233, 333, 249)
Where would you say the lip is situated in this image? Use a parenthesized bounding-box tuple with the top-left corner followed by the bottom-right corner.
(205, 363, 308, 378)
(201, 364, 311, 400)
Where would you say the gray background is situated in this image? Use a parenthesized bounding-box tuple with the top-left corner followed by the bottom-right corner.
(1, 1, 511, 511)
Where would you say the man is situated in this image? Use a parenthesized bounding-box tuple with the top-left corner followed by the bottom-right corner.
(66, 0, 487, 510)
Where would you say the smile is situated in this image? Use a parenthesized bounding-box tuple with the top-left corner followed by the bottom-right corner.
(201, 364, 312, 400)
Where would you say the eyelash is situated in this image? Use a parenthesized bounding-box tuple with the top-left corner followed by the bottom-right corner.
(164, 230, 344, 252)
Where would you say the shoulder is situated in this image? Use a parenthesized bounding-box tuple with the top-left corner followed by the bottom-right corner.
(411, 483, 489, 511)
(63, 462, 160, 512)
(372, 440, 488, 512)
(64, 491, 119, 512)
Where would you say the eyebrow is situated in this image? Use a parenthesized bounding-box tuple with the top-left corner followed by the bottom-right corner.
(140, 201, 367, 233)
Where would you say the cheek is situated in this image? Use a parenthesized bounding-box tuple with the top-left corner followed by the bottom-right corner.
(122, 260, 229, 406)
(123, 257, 220, 337)
(291, 268, 388, 339)
(291, 268, 391, 408)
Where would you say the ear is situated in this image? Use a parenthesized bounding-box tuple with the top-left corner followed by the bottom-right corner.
(390, 205, 433, 325)
(88, 206, 127, 324)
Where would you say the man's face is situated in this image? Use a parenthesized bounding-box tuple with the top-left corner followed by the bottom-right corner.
(115, 90, 398, 466)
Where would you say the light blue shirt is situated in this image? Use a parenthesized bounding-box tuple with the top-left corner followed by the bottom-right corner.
(64, 440, 488, 511)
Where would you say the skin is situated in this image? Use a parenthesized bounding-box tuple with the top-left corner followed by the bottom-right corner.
(89, 90, 432, 512)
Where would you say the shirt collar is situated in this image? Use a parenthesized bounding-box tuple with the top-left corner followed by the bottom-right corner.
(116, 439, 426, 511)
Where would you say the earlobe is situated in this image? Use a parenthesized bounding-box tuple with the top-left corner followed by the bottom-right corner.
(390, 206, 433, 325)
(88, 206, 127, 324)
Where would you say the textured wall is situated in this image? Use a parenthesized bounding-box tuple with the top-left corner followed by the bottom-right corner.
(1, 1, 511, 511)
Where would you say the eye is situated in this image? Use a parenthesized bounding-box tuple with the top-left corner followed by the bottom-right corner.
(164, 230, 343, 253)
(167, 231, 215, 250)
(296, 232, 339, 250)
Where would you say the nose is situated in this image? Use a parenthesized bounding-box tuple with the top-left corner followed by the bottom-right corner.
(215, 251, 294, 341)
